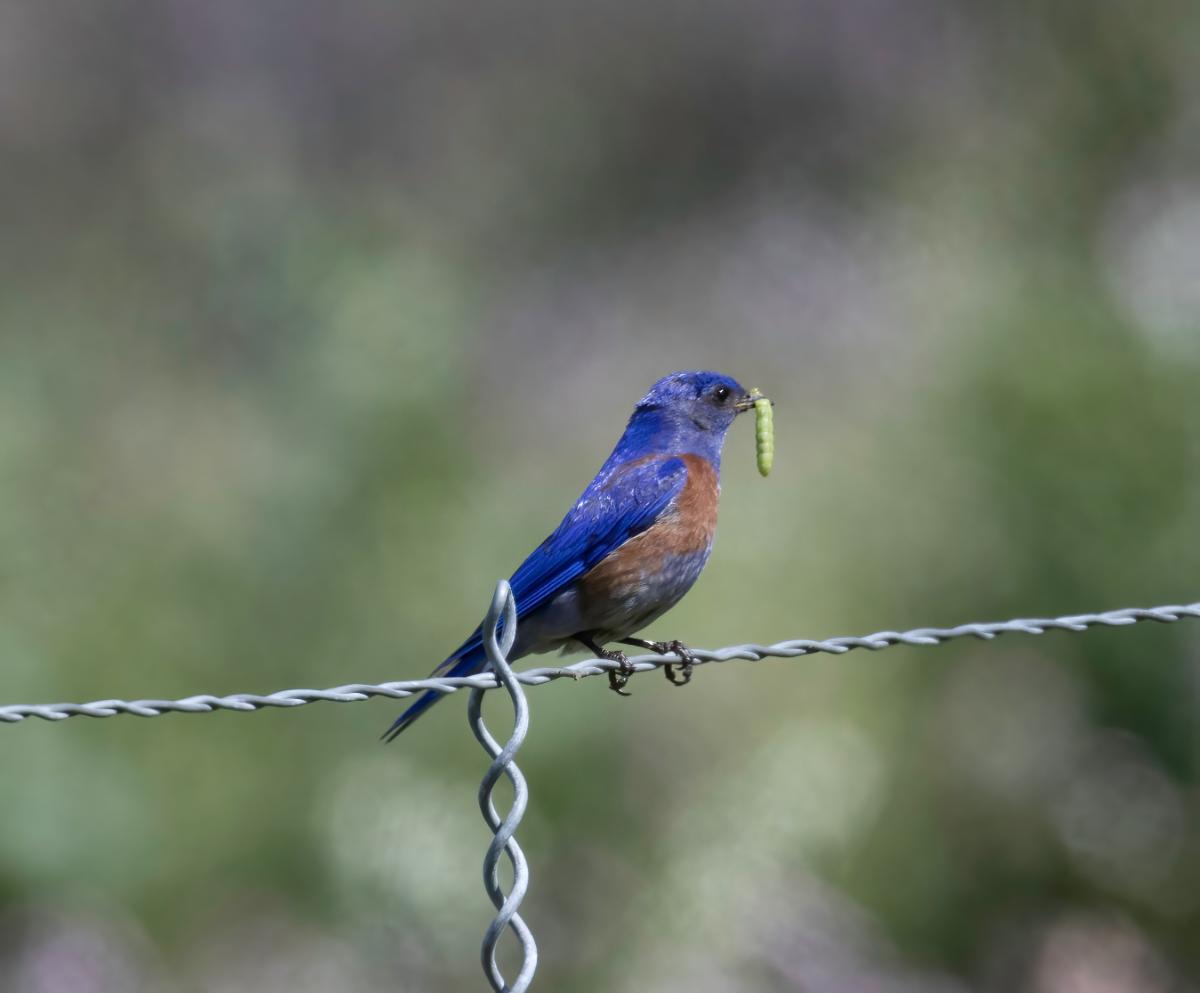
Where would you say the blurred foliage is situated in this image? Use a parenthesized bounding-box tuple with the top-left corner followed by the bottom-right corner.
(2, 1, 1200, 990)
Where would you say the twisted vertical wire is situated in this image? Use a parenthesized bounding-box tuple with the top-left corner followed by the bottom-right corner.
(468, 580, 538, 993)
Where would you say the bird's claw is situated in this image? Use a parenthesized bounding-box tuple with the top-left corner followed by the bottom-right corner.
(657, 640, 697, 687)
(606, 651, 635, 696)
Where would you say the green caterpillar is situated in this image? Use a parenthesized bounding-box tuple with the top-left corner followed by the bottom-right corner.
(752, 390, 773, 477)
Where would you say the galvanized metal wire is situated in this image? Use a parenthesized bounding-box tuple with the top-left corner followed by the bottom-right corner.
(2, 600, 1197, 726)
(3, 596, 1199, 993)
(468, 581, 537, 993)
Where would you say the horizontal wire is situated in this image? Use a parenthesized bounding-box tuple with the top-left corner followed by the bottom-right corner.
(2, 601, 1197, 725)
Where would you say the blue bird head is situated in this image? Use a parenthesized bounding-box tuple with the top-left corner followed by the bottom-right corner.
(616, 371, 758, 466)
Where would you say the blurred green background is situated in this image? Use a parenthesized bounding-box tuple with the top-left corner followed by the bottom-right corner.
(3, 1, 1200, 990)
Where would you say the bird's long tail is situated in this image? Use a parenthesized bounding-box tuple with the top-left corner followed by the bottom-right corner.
(381, 644, 488, 742)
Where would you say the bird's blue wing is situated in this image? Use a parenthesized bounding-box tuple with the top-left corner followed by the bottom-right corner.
(382, 455, 688, 741)
(511, 455, 688, 613)
(436, 454, 688, 670)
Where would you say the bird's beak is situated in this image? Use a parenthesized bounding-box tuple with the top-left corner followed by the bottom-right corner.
(734, 390, 769, 413)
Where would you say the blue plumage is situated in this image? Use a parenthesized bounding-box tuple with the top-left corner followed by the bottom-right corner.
(383, 370, 758, 741)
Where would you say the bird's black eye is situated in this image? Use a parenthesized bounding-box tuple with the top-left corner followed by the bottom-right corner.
(713, 385, 731, 403)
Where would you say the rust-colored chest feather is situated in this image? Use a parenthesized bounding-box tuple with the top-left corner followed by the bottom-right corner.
(659, 454, 720, 553)
(576, 454, 720, 607)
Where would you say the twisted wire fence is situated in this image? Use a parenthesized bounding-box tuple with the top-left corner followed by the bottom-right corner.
(3, 592, 1199, 992)
(469, 582, 537, 993)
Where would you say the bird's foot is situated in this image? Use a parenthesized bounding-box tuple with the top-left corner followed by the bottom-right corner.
(603, 650, 636, 696)
(654, 640, 697, 687)
(618, 637, 698, 687)
(574, 634, 638, 697)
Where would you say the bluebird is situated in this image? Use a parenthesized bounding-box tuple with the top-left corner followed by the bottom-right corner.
(383, 370, 765, 741)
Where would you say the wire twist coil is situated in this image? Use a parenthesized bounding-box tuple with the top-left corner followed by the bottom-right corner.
(468, 581, 537, 993)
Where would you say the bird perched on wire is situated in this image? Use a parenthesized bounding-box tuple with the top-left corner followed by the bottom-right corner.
(383, 370, 766, 741)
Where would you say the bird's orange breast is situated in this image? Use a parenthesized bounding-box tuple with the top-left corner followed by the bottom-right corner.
(576, 454, 719, 602)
